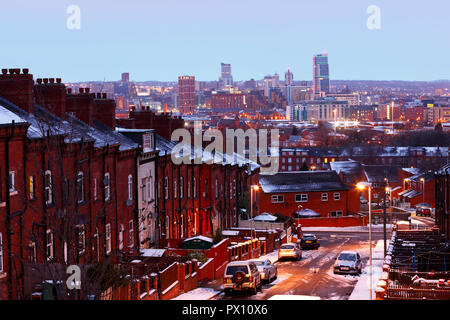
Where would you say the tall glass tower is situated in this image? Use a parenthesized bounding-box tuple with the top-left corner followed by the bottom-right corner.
(313, 53, 330, 96)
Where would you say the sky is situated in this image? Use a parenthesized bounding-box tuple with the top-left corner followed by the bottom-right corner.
(0, 0, 448, 82)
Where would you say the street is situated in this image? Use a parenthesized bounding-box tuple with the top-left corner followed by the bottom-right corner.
(215, 231, 386, 300)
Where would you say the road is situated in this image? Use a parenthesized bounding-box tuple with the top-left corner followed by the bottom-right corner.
(215, 231, 386, 300)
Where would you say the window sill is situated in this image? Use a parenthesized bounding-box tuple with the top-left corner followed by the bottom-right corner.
(9, 191, 18, 196)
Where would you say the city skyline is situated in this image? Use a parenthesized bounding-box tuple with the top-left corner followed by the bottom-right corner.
(0, 1, 449, 82)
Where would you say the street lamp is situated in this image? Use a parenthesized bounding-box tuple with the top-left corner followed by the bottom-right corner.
(420, 177, 425, 204)
(357, 181, 373, 300)
(250, 185, 259, 240)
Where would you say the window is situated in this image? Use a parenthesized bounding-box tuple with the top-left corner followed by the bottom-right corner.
(187, 181, 191, 199)
(105, 224, 111, 254)
(295, 194, 308, 202)
(193, 178, 197, 199)
(94, 178, 98, 201)
(46, 229, 54, 260)
(119, 224, 124, 250)
(334, 192, 341, 201)
(0, 233, 3, 273)
(8, 171, 15, 193)
(204, 179, 208, 199)
(321, 193, 328, 201)
(129, 220, 134, 248)
(330, 211, 343, 217)
(78, 225, 86, 254)
(180, 177, 184, 199)
(77, 172, 85, 203)
(174, 180, 177, 199)
(45, 171, 53, 205)
(104, 173, 111, 202)
(165, 177, 169, 200)
(141, 178, 147, 204)
(128, 174, 133, 201)
(215, 179, 218, 199)
(147, 177, 153, 202)
(165, 217, 170, 238)
(29, 176, 35, 200)
(271, 195, 284, 203)
(28, 241, 36, 263)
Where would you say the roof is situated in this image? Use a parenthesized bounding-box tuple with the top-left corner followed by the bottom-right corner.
(330, 160, 365, 184)
(0, 97, 138, 151)
(259, 171, 349, 193)
(140, 249, 166, 257)
(252, 212, 278, 222)
(183, 235, 213, 243)
(362, 165, 400, 183)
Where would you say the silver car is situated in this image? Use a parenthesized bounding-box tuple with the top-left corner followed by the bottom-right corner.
(333, 251, 362, 275)
(252, 259, 277, 283)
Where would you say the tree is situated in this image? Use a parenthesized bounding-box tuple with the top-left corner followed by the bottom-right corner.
(300, 161, 309, 171)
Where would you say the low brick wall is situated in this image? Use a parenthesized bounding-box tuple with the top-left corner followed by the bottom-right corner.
(197, 258, 214, 282)
(295, 215, 366, 228)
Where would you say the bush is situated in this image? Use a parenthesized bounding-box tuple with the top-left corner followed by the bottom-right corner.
(213, 228, 223, 244)
(186, 250, 208, 265)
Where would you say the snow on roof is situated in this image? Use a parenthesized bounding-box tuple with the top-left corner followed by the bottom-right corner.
(140, 249, 166, 257)
(259, 171, 349, 193)
(222, 230, 240, 236)
(0, 105, 28, 125)
(183, 235, 213, 243)
(252, 212, 278, 222)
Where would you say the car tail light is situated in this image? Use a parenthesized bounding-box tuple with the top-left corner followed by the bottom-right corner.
(248, 276, 253, 282)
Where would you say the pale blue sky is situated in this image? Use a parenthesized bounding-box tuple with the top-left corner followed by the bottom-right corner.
(0, 0, 448, 82)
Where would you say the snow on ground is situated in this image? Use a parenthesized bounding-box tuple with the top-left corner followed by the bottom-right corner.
(302, 224, 393, 233)
(348, 240, 386, 300)
(172, 287, 221, 300)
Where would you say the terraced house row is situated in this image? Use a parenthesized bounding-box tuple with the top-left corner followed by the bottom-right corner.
(0, 68, 259, 299)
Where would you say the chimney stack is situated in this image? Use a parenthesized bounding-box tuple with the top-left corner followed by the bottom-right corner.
(34, 75, 67, 119)
(0, 67, 34, 113)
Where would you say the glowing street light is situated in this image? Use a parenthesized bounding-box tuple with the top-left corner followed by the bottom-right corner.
(250, 185, 259, 240)
(403, 178, 410, 191)
(357, 181, 374, 300)
(420, 177, 425, 204)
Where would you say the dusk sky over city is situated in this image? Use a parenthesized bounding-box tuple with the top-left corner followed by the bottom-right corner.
(1, 0, 449, 82)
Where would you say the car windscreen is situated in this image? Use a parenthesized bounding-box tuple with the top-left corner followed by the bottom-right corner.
(338, 253, 356, 261)
(254, 261, 265, 266)
(303, 235, 315, 240)
(281, 245, 295, 249)
(226, 265, 249, 275)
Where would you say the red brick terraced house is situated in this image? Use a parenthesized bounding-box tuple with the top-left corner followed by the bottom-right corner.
(0, 68, 140, 299)
(257, 171, 360, 219)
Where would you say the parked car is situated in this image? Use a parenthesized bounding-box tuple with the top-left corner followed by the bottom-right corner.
(278, 242, 302, 261)
(416, 203, 433, 217)
(223, 261, 262, 296)
(252, 259, 277, 283)
(300, 234, 320, 250)
(333, 251, 362, 275)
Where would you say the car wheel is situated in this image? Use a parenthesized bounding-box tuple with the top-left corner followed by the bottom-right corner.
(224, 289, 232, 297)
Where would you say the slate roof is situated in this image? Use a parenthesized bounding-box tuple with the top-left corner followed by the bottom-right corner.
(259, 171, 349, 193)
(0, 97, 138, 151)
(362, 165, 400, 183)
(330, 160, 365, 184)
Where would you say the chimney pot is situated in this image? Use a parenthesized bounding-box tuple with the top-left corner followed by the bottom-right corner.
(102, 93, 107, 99)
(22, 68, 29, 74)
(9, 69, 14, 74)
(85, 87, 90, 93)
(67, 88, 72, 94)
(96, 92, 101, 99)
(49, 78, 55, 84)
(43, 78, 49, 84)
(1, 69, 7, 75)
(56, 78, 62, 83)
(14, 68, 20, 74)
(79, 88, 84, 93)
(37, 78, 43, 84)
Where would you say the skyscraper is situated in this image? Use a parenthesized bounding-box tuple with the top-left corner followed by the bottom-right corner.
(121, 72, 130, 83)
(178, 75, 196, 114)
(285, 68, 294, 86)
(313, 53, 330, 96)
(219, 62, 233, 88)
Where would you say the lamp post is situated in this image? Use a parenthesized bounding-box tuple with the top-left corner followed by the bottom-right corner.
(420, 177, 425, 204)
(357, 181, 373, 300)
(250, 185, 259, 240)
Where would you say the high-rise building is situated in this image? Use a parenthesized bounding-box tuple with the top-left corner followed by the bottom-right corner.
(178, 75, 196, 114)
(285, 68, 294, 86)
(313, 53, 330, 96)
(121, 72, 130, 83)
(219, 62, 233, 88)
